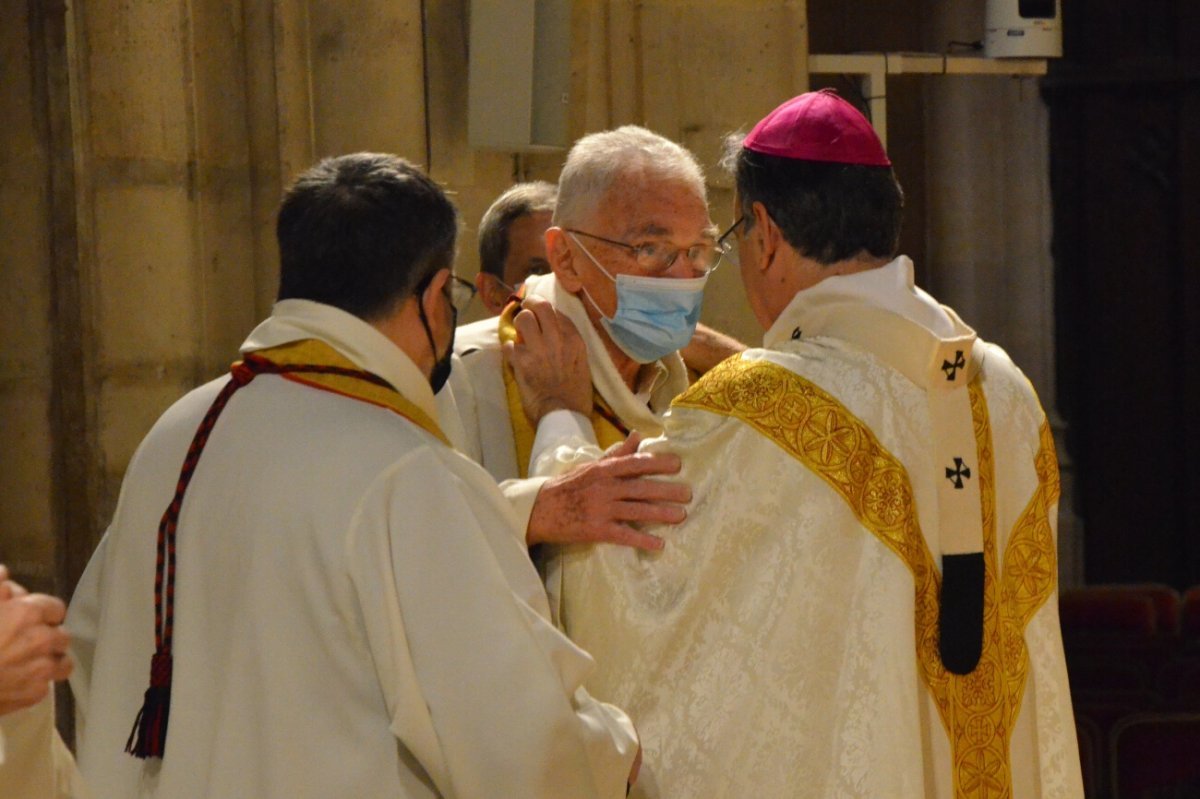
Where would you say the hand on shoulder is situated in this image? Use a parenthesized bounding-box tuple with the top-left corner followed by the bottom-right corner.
(527, 433, 691, 551)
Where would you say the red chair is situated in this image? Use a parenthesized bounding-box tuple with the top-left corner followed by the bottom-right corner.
(1062, 590, 1159, 699)
(1060, 589, 1158, 638)
(1062, 587, 1184, 705)
(1182, 587, 1200, 643)
(1071, 663, 1160, 702)
(1158, 656, 1200, 710)
(1110, 713, 1200, 799)
(1121, 584, 1182, 635)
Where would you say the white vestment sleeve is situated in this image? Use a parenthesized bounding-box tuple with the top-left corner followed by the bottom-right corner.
(434, 380, 474, 459)
(529, 440, 606, 479)
(530, 410, 596, 469)
(497, 476, 550, 542)
(0, 693, 90, 799)
(498, 408, 605, 541)
(66, 532, 110, 731)
(347, 447, 637, 799)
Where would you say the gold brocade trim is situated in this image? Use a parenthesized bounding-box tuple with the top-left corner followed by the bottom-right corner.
(497, 300, 626, 477)
(242, 339, 449, 445)
(673, 358, 1059, 799)
(997, 420, 1061, 727)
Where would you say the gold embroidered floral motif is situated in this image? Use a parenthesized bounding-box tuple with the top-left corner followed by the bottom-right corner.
(673, 358, 1059, 799)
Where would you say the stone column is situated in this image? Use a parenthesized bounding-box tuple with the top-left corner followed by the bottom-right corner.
(923, 0, 1083, 586)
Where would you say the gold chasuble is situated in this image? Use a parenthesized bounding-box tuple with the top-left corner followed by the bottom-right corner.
(554, 257, 1082, 799)
(497, 300, 627, 477)
(673, 358, 1060, 799)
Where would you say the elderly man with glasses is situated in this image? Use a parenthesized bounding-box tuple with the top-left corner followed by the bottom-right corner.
(444, 126, 742, 559)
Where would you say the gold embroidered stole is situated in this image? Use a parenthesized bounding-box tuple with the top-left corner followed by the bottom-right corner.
(497, 301, 627, 478)
(246, 339, 449, 445)
(673, 357, 1060, 799)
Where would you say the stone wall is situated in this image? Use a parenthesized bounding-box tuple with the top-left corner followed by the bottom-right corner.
(1, 0, 62, 596)
(0, 0, 808, 597)
(2, 0, 1072, 600)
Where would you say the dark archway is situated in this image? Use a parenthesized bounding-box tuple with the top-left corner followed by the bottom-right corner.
(1045, 0, 1200, 588)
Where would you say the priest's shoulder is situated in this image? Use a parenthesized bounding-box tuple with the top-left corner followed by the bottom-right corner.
(116, 375, 231, 484)
(975, 339, 1046, 413)
(137, 374, 230, 447)
(676, 341, 858, 393)
(453, 316, 501, 358)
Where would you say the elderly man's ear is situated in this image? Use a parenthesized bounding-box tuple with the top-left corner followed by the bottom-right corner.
(546, 227, 583, 293)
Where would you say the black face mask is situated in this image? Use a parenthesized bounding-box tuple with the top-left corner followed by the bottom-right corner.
(418, 285, 456, 394)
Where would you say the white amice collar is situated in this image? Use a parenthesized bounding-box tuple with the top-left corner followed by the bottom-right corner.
(764, 256, 982, 391)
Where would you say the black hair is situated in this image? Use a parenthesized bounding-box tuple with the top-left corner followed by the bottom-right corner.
(725, 141, 904, 265)
(478, 181, 557, 279)
(276, 153, 458, 320)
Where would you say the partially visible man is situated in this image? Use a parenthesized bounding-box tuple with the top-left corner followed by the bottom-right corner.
(0, 564, 86, 798)
(475, 181, 556, 315)
(66, 153, 639, 798)
(538, 92, 1083, 797)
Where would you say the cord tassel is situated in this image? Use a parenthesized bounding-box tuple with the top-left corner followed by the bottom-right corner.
(125, 651, 173, 759)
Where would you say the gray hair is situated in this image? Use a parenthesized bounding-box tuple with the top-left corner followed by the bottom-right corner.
(553, 125, 707, 228)
(478, 181, 557, 278)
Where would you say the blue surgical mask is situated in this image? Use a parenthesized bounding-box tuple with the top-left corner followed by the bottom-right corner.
(571, 233, 708, 363)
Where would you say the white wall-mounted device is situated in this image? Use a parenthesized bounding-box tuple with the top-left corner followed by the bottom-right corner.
(985, 0, 1062, 58)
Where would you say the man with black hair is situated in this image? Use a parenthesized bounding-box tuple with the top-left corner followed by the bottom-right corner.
(532, 92, 1083, 797)
(475, 181, 557, 315)
(66, 153, 640, 798)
